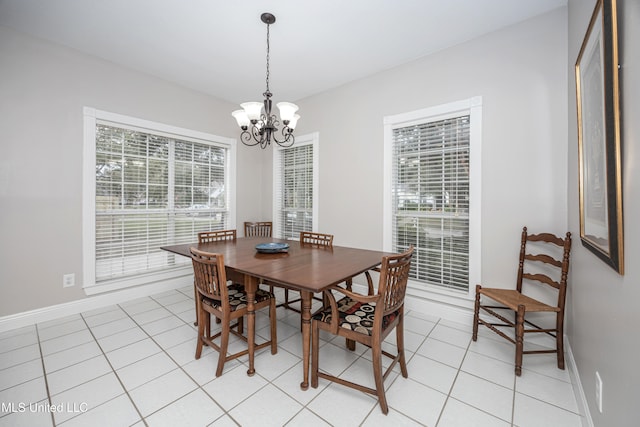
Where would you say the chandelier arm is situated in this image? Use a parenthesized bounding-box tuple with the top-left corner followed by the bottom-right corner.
(251, 124, 266, 141)
(270, 127, 295, 147)
(240, 129, 262, 147)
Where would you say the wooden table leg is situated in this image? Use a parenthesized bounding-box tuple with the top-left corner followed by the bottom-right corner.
(300, 290, 312, 390)
(244, 275, 258, 376)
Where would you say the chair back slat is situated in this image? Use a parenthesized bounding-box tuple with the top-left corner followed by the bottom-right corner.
(522, 273, 560, 289)
(524, 253, 562, 268)
(516, 226, 572, 307)
(527, 232, 567, 247)
(378, 247, 414, 315)
(244, 221, 272, 237)
(198, 229, 237, 243)
(300, 231, 334, 248)
(190, 248, 227, 304)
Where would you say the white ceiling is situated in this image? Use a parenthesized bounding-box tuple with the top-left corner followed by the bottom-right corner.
(0, 0, 567, 104)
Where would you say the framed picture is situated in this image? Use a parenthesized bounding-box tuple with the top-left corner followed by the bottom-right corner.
(575, 0, 623, 274)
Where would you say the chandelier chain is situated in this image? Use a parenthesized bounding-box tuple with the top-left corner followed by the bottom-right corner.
(265, 22, 270, 94)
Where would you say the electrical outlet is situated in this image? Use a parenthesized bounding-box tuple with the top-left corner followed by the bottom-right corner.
(63, 273, 75, 288)
(595, 371, 603, 413)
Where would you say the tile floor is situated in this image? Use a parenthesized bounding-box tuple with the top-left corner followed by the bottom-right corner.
(0, 286, 587, 426)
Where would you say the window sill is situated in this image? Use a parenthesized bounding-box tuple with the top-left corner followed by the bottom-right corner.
(83, 266, 193, 296)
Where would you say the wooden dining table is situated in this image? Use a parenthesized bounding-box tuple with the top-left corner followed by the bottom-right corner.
(161, 236, 392, 390)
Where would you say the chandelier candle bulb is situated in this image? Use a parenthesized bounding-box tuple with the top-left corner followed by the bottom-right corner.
(240, 102, 263, 122)
(288, 114, 300, 130)
(276, 102, 299, 123)
(231, 110, 250, 129)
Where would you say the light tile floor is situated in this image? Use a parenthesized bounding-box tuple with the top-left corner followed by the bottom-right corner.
(0, 286, 587, 426)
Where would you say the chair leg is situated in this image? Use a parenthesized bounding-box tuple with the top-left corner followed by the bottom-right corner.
(284, 289, 290, 308)
(515, 305, 525, 376)
(195, 306, 206, 359)
(311, 321, 319, 388)
(556, 312, 565, 370)
(371, 342, 389, 414)
(237, 315, 244, 335)
(472, 284, 481, 341)
(204, 310, 211, 340)
(396, 316, 408, 378)
(193, 283, 199, 326)
(216, 317, 230, 377)
(270, 300, 278, 355)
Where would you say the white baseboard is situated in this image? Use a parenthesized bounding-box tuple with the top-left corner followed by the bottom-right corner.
(0, 275, 193, 334)
(404, 293, 474, 326)
(565, 337, 594, 427)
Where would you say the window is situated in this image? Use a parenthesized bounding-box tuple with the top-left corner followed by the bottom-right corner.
(272, 133, 319, 239)
(383, 98, 481, 295)
(83, 108, 236, 294)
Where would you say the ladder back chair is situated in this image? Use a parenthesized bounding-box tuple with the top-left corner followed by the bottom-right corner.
(472, 226, 572, 376)
(190, 248, 277, 377)
(311, 246, 414, 414)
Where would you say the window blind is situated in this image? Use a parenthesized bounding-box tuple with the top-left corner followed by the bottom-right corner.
(95, 124, 229, 282)
(274, 143, 314, 240)
(391, 115, 470, 291)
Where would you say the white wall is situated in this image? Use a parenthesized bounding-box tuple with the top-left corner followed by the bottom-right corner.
(275, 8, 568, 308)
(567, 0, 640, 424)
(1, 4, 581, 382)
(0, 25, 264, 316)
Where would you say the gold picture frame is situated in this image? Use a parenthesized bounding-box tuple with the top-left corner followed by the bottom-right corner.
(575, 0, 623, 274)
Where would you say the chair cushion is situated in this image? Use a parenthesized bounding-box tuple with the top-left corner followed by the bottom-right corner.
(202, 284, 273, 311)
(312, 297, 398, 336)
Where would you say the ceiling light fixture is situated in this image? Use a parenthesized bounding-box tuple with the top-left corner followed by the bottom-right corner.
(232, 12, 299, 149)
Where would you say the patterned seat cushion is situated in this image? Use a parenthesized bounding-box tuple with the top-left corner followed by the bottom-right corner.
(202, 284, 273, 312)
(312, 296, 398, 336)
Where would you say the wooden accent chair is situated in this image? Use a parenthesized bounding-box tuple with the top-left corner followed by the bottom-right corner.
(244, 221, 273, 238)
(278, 231, 335, 313)
(311, 246, 414, 414)
(472, 227, 572, 376)
(300, 231, 334, 248)
(198, 229, 242, 286)
(198, 229, 237, 243)
(193, 230, 239, 326)
(190, 248, 277, 377)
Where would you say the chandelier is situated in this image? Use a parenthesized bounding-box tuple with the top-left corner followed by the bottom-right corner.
(232, 13, 299, 149)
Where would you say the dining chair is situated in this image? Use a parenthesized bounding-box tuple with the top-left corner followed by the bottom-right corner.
(472, 226, 572, 375)
(193, 230, 240, 327)
(244, 221, 272, 238)
(198, 229, 237, 243)
(311, 246, 414, 414)
(198, 229, 243, 288)
(190, 247, 277, 377)
(277, 231, 335, 313)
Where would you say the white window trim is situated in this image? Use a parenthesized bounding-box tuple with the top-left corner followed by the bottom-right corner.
(272, 132, 319, 238)
(383, 97, 482, 303)
(82, 107, 237, 295)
